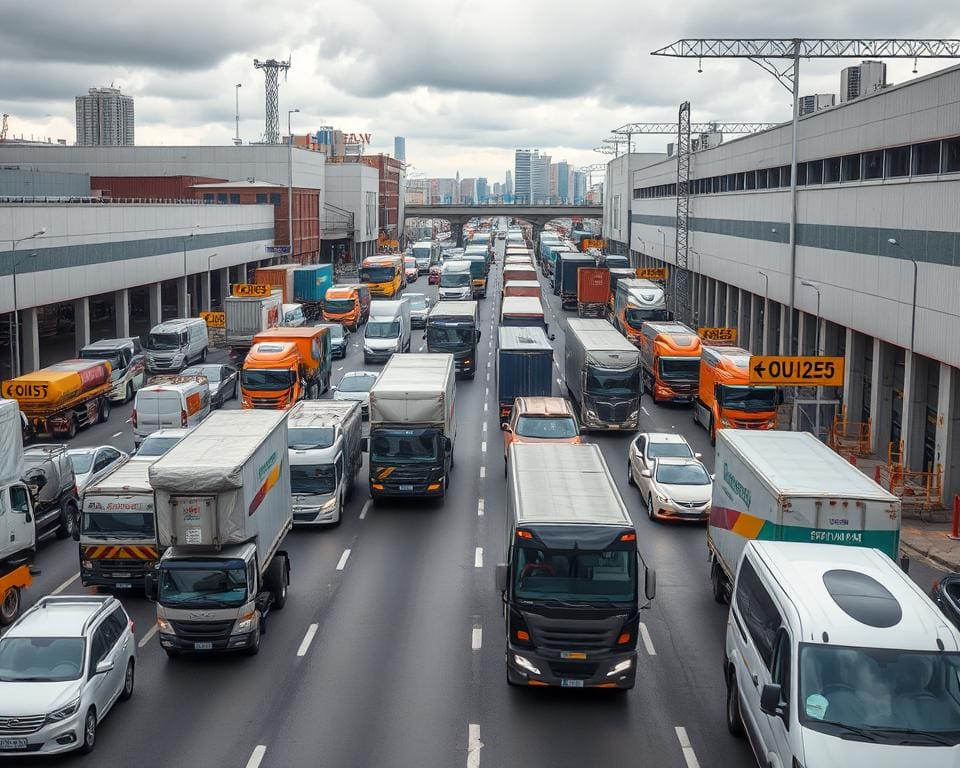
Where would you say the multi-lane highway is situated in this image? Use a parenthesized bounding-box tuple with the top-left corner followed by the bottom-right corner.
(8, 237, 943, 768)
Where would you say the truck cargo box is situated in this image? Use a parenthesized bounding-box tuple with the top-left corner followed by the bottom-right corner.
(255, 264, 300, 304)
(294, 265, 334, 303)
(224, 291, 282, 347)
(497, 327, 553, 419)
(368, 354, 455, 438)
(0, 399, 23, 486)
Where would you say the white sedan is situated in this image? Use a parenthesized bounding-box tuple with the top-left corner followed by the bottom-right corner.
(67, 445, 129, 494)
(633, 457, 713, 523)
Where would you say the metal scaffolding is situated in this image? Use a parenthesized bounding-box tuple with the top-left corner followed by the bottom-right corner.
(674, 102, 692, 324)
(253, 58, 291, 144)
(612, 121, 777, 134)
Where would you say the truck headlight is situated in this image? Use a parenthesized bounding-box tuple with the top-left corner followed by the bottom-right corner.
(606, 659, 633, 677)
(585, 407, 598, 419)
(233, 611, 257, 634)
(364, 345, 375, 354)
(320, 497, 338, 512)
(514, 654, 541, 676)
(720, 417, 733, 428)
(629, 410, 639, 420)
(157, 617, 174, 634)
(81, 559, 93, 570)
(45, 697, 81, 723)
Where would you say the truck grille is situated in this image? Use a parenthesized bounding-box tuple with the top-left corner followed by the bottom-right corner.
(250, 397, 283, 408)
(95, 560, 152, 576)
(534, 625, 614, 650)
(169, 619, 234, 642)
(547, 661, 600, 679)
(595, 401, 632, 423)
(0, 715, 45, 735)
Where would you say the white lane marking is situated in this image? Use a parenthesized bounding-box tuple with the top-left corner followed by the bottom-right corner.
(481, 441, 487, 453)
(336, 549, 351, 571)
(137, 623, 159, 648)
(486, 372, 490, 381)
(51, 572, 80, 595)
(472, 625, 483, 651)
(483, 402, 488, 413)
(641, 405, 650, 416)
(639, 622, 657, 655)
(467, 724, 482, 768)
(419, 346, 424, 352)
(474, 547, 483, 568)
(337, 366, 344, 371)
(484, 387, 488, 396)
(112, 431, 123, 438)
(297, 623, 319, 657)
(480, 466, 486, 479)
(482, 422, 487, 433)
(359, 499, 371, 520)
(675, 727, 701, 768)
(124, 418, 132, 424)
(245, 745, 267, 768)
(477, 498, 485, 516)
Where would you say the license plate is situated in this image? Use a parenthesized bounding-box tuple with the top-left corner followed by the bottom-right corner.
(112, 572, 131, 578)
(560, 651, 587, 660)
(608, 424, 620, 429)
(194, 641, 213, 650)
(114, 583, 132, 589)
(561, 679, 584, 688)
(0, 739, 27, 750)
(399, 484, 414, 491)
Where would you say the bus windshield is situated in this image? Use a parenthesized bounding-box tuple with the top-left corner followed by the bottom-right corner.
(360, 266, 396, 283)
(513, 545, 636, 604)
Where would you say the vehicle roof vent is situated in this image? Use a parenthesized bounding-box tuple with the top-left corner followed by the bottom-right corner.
(822, 568, 902, 628)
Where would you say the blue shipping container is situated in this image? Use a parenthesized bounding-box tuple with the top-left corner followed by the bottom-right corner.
(497, 326, 554, 419)
(294, 265, 334, 302)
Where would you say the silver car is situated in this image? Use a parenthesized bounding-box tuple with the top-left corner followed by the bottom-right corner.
(332, 371, 379, 418)
(634, 456, 713, 522)
(405, 293, 430, 329)
(67, 446, 128, 495)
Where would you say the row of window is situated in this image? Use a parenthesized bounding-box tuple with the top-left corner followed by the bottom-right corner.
(635, 134, 960, 199)
(201, 192, 283, 206)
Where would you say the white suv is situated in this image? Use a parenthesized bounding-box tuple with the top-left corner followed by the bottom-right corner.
(0, 596, 137, 756)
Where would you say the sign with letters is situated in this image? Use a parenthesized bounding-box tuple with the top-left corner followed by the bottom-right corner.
(231, 284, 270, 298)
(748, 356, 844, 387)
(698, 327, 737, 343)
(636, 267, 668, 280)
(199, 311, 225, 328)
(581, 239, 606, 251)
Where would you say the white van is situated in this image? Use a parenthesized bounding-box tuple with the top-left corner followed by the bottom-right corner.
(145, 318, 209, 372)
(79, 337, 146, 403)
(281, 303, 306, 327)
(363, 299, 411, 365)
(725, 540, 960, 767)
(132, 375, 211, 447)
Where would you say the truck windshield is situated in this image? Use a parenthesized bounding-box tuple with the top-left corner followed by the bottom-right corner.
(440, 272, 471, 287)
(80, 350, 124, 372)
(515, 415, 578, 439)
(288, 426, 335, 450)
(413, 247, 432, 262)
(148, 332, 182, 351)
(513, 545, 636, 604)
(365, 321, 400, 339)
(426, 324, 475, 347)
(625, 307, 670, 328)
(719, 385, 777, 412)
(291, 464, 336, 495)
(360, 266, 396, 283)
(370, 427, 440, 464)
(585, 366, 640, 397)
(325, 299, 356, 313)
(158, 560, 247, 608)
(659, 357, 700, 381)
(799, 644, 960, 743)
(82, 511, 155, 538)
(241, 369, 295, 391)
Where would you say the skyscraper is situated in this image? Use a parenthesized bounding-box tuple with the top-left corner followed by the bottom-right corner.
(75, 86, 135, 146)
(513, 150, 531, 204)
(573, 171, 587, 204)
(840, 61, 887, 102)
(505, 170, 513, 201)
(394, 136, 406, 161)
(476, 177, 488, 203)
(531, 152, 550, 204)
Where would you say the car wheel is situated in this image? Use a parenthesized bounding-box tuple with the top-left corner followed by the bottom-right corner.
(0, 585, 21, 626)
(647, 494, 655, 522)
(627, 461, 635, 485)
(125, 382, 134, 403)
(119, 659, 135, 701)
(57, 500, 78, 539)
(200, 348, 208, 363)
(726, 670, 744, 736)
(79, 708, 97, 754)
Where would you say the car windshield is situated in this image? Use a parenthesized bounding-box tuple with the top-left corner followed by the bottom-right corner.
(324, 299, 355, 313)
(136, 436, 182, 457)
(82, 511, 155, 538)
(645, 440, 694, 460)
(440, 272, 471, 288)
(241, 369, 295, 391)
(0, 637, 86, 682)
(515, 415, 578, 439)
(655, 462, 710, 485)
(719, 385, 777, 412)
(158, 562, 247, 608)
(585, 366, 640, 397)
(148, 332, 181, 350)
(365, 321, 400, 339)
(288, 426, 336, 450)
(338, 375, 376, 393)
(183, 366, 220, 382)
(68, 452, 94, 473)
(799, 644, 960, 742)
(407, 296, 427, 310)
(426, 325, 475, 346)
(370, 428, 440, 464)
(513, 546, 636, 603)
(291, 464, 336, 495)
(659, 357, 700, 381)
(360, 266, 396, 283)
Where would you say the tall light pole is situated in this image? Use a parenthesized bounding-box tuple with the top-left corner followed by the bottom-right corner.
(6, 227, 45, 377)
(206, 252, 218, 311)
(287, 108, 300, 263)
(233, 84, 242, 146)
(182, 227, 198, 315)
(757, 270, 769, 354)
(800, 280, 821, 353)
(887, 237, 918, 353)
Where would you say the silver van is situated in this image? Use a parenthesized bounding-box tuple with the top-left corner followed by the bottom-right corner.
(145, 318, 209, 372)
(132, 375, 211, 447)
(79, 337, 146, 403)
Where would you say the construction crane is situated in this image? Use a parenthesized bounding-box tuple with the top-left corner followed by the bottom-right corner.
(0, 114, 8, 143)
(253, 58, 291, 144)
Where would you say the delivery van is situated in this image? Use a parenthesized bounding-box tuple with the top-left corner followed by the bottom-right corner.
(145, 318, 209, 373)
(132, 375, 211, 447)
(79, 337, 146, 403)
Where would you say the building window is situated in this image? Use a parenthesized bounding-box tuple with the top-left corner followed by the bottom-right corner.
(756, 169, 769, 189)
(864, 150, 884, 179)
(825, 156, 841, 183)
(796, 163, 808, 186)
(841, 154, 861, 182)
(203, 193, 214, 202)
(767, 168, 780, 188)
(256, 193, 267, 204)
(885, 145, 910, 177)
(734, 172, 745, 191)
(217, 193, 228, 203)
(912, 140, 941, 175)
(779, 165, 791, 187)
(807, 160, 823, 185)
(270, 194, 282, 206)
(745, 171, 756, 190)
(946, 138, 960, 173)
(230, 193, 241, 204)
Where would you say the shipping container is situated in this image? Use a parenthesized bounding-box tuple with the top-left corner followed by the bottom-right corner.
(497, 327, 553, 419)
(255, 264, 300, 303)
(293, 264, 334, 302)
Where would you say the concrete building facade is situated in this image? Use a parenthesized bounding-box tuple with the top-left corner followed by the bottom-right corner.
(75, 87, 135, 146)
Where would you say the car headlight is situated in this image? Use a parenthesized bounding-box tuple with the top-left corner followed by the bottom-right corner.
(585, 408, 598, 419)
(514, 654, 541, 676)
(157, 617, 174, 634)
(607, 659, 633, 677)
(320, 497, 338, 512)
(364, 345, 375, 354)
(629, 410, 639, 420)
(233, 611, 258, 635)
(657, 492, 671, 503)
(46, 696, 81, 723)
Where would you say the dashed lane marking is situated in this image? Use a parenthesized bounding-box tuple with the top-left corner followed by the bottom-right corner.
(336, 549, 351, 571)
(481, 441, 486, 453)
(474, 547, 483, 568)
(639, 622, 657, 655)
(112, 432, 123, 438)
(472, 625, 482, 650)
(359, 499, 371, 520)
(675, 727, 701, 768)
(477, 498, 485, 517)
(480, 466, 486, 479)
(467, 724, 482, 768)
(125, 418, 131, 424)
(482, 422, 487, 433)
(297, 623, 319, 657)
(51, 573, 80, 595)
(245, 745, 267, 768)
(641, 405, 650, 416)
(483, 402, 488, 413)
(137, 623, 159, 648)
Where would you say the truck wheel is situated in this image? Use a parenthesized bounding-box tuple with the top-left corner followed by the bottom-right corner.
(243, 620, 261, 656)
(125, 382, 134, 403)
(57, 500, 79, 540)
(98, 398, 111, 424)
(726, 669, 744, 736)
(711, 561, 728, 605)
(0, 586, 21, 626)
(267, 555, 288, 610)
(66, 417, 78, 439)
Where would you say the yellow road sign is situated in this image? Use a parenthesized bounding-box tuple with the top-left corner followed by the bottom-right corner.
(748, 356, 844, 387)
(231, 283, 270, 297)
(200, 311, 225, 328)
(582, 238, 606, 251)
(636, 267, 668, 280)
(698, 327, 737, 343)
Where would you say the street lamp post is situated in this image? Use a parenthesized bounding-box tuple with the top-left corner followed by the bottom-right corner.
(234, 84, 242, 146)
(757, 270, 769, 354)
(800, 280, 822, 353)
(657, 227, 672, 311)
(206, 253, 218, 311)
(887, 238, 918, 353)
(287, 108, 300, 263)
(6, 227, 45, 377)
(182, 228, 198, 315)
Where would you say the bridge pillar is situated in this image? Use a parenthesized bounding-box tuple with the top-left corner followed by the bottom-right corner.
(531, 221, 544, 250)
(451, 222, 464, 247)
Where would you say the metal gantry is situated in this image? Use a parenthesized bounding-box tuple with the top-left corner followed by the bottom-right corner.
(612, 121, 777, 134)
(253, 58, 291, 144)
(674, 102, 692, 324)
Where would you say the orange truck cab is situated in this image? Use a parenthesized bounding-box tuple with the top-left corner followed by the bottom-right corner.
(613, 278, 670, 347)
(360, 256, 404, 297)
(242, 326, 331, 409)
(638, 321, 702, 404)
(692, 344, 778, 444)
(323, 284, 370, 331)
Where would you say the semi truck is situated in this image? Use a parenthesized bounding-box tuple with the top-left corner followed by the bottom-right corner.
(322, 283, 371, 331)
(241, 326, 332, 409)
(148, 409, 292, 656)
(693, 344, 778, 444)
(78, 459, 160, 590)
(0, 399, 36, 625)
(288, 400, 363, 526)
(425, 301, 481, 378)
(3, 359, 113, 438)
(577, 267, 611, 318)
(638, 321, 702, 403)
(224, 290, 283, 355)
(367, 354, 456, 502)
(607, 268, 636, 313)
(497, 443, 656, 690)
(708, 430, 902, 604)
(557, 253, 596, 309)
(612, 278, 671, 346)
(564, 319, 641, 431)
(497, 327, 554, 420)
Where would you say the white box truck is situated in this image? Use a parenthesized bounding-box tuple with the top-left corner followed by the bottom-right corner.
(288, 400, 363, 526)
(708, 429, 903, 603)
(367, 354, 456, 501)
(147, 409, 292, 656)
(224, 290, 282, 353)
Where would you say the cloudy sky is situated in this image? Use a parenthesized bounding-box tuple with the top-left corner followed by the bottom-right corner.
(2, 0, 959, 183)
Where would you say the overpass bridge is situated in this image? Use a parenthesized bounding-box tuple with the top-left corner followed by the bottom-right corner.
(403, 204, 602, 245)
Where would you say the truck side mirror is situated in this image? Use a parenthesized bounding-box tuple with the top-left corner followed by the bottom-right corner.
(495, 563, 508, 593)
(144, 573, 157, 602)
(444, 437, 452, 453)
(360, 437, 369, 453)
(644, 567, 657, 601)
